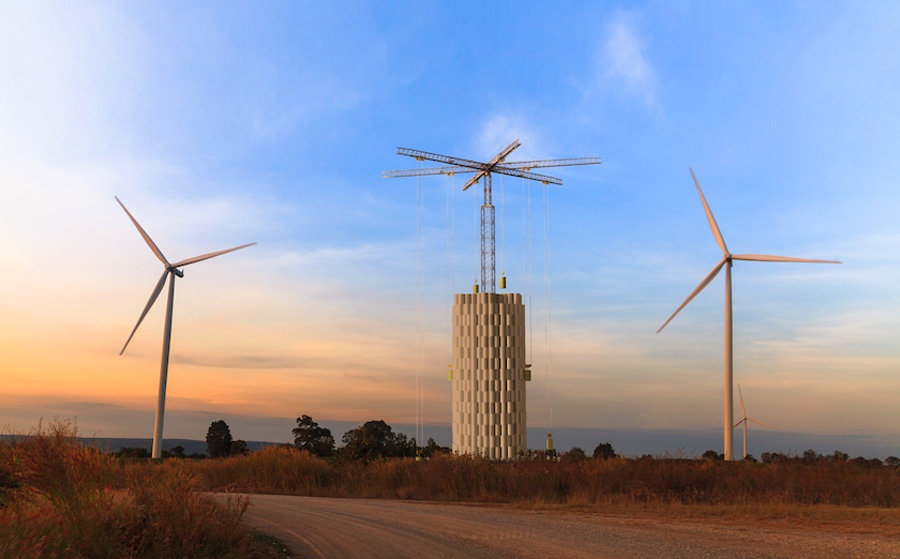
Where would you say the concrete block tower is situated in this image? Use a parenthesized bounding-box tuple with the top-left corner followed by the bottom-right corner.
(451, 292, 527, 459)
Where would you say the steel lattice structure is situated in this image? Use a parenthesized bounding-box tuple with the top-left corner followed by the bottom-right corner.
(383, 139, 601, 292)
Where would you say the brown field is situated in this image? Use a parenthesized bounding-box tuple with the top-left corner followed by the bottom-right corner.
(183, 444, 900, 536)
(0, 422, 285, 559)
(2, 422, 897, 558)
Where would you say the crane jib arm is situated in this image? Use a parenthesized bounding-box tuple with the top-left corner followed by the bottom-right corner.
(384, 140, 601, 293)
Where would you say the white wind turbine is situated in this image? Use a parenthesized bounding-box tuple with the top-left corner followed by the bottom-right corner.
(657, 168, 840, 461)
(734, 384, 777, 459)
(116, 197, 255, 459)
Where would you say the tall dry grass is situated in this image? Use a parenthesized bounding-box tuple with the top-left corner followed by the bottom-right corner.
(170, 445, 334, 494)
(0, 421, 283, 559)
(169, 450, 898, 532)
(3, 422, 895, 555)
(172, 448, 900, 510)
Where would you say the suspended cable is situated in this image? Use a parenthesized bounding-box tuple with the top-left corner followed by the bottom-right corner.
(446, 173, 452, 341)
(446, 173, 456, 389)
(524, 178, 533, 370)
(446, 175, 452, 299)
(499, 175, 505, 283)
(543, 183, 553, 434)
(415, 168, 422, 451)
(473, 178, 479, 290)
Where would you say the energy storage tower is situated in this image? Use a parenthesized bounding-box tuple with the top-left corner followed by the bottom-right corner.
(452, 290, 526, 459)
(384, 140, 600, 459)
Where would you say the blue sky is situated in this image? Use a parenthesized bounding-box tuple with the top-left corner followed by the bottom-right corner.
(1, 1, 897, 456)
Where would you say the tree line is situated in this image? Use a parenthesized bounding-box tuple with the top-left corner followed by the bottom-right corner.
(113, 416, 449, 460)
(114, 416, 898, 467)
(292, 415, 448, 461)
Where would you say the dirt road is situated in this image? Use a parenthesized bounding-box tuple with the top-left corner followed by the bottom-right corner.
(231, 494, 899, 559)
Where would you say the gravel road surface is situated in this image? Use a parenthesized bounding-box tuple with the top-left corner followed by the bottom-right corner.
(231, 494, 899, 559)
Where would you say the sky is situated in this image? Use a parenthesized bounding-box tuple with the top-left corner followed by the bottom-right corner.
(1, 1, 898, 457)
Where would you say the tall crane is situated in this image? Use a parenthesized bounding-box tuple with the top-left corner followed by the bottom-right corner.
(383, 139, 601, 293)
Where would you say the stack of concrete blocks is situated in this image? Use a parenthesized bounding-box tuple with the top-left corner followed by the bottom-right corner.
(451, 292, 527, 460)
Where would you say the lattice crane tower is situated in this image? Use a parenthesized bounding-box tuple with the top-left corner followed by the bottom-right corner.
(384, 139, 600, 459)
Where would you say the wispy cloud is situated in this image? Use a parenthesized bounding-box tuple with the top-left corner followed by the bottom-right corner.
(597, 11, 658, 109)
(472, 114, 547, 161)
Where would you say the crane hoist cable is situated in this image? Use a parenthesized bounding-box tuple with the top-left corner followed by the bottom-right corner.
(446, 172, 456, 380)
(499, 175, 505, 288)
(415, 168, 423, 451)
(543, 183, 553, 436)
(473, 176, 479, 292)
(524, 178, 533, 376)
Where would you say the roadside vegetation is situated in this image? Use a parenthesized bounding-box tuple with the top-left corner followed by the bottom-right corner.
(3, 417, 898, 556)
(0, 421, 285, 559)
(181, 444, 900, 508)
(177, 415, 900, 532)
(119, 415, 893, 529)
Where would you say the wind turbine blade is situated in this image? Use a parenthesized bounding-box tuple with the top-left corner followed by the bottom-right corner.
(738, 385, 747, 419)
(748, 418, 778, 430)
(657, 257, 727, 333)
(690, 168, 730, 257)
(732, 254, 842, 264)
(171, 242, 256, 268)
(115, 197, 170, 266)
(733, 418, 746, 428)
(120, 270, 169, 355)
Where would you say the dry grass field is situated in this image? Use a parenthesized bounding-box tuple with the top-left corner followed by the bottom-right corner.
(184, 444, 900, 536)
(0, 422, 285, 559)
(2, 422, 897, 558)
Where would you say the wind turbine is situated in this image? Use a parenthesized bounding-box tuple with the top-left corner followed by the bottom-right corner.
(733, 385, 777, 459)
(657, 168, 840, 461)
(116, 197, 255, 459)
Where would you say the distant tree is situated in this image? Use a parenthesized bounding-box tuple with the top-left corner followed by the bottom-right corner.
(421, 437, 450, 458)
(292, 415, 335, 457)
(701, 450, 722, 461)
(885, 456, 900, 469)
(394, 432, 415, 457)
(116, 447, 150, 459)
(230, 440, 249, 456)
(562, 447, 587, 462)
(829, 450, 849, 464)
(852, 456, 883, 468)
(593, 442, 617, 460)
(169, 445, 186, 458)
(206, 420, 233, 458)
(339, 420, 413, 462)
(760, 451, 788, 464)
(802, 449, 821, 464)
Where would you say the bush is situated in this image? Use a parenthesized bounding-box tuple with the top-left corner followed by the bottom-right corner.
(0, 421, 280, 559)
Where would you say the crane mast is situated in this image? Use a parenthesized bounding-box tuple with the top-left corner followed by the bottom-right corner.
(384, 139, 600, 293)
(481, 172, 496, 293)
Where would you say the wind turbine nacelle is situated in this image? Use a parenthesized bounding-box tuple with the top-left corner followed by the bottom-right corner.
(172, 268, 184, 278)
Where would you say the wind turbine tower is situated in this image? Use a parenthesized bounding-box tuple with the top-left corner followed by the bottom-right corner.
(116, 197, 255, 459)
(734, 385, 777, 459)
(657, 169, 840, 461)
(385, 140, 600, 459)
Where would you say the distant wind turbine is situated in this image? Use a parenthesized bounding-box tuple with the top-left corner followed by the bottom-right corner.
(657, 168, 840, 461)
(733, 385, 777, 459)
(116, 197, 255, 459)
